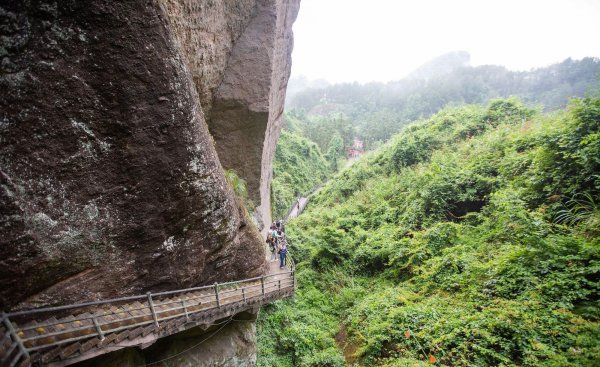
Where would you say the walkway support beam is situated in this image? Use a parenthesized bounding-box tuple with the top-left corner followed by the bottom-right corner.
(214, 283, 220, 308)
(147, 292, 159, 328)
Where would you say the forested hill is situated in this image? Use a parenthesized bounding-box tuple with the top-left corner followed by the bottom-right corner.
(258, 97, 599, 367)
(287, 57, 599, 148)
(269, 57, 599, 219)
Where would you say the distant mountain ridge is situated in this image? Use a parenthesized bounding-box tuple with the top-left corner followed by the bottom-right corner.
(286, 56, 599, 148)
(407, 50, 471, 80)
(289, 56, 599, 113)
(285, 76, 331, 103)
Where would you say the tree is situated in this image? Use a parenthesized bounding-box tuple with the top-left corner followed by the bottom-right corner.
(325, 133, 344, 170)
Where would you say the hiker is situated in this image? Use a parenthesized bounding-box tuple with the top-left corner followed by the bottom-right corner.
(278, 239, 288, 269)
(266, 225, 278, 262)
(267, 227, 277, 262)
(269, 240, 277, 262)
(271, 226, 280, 241)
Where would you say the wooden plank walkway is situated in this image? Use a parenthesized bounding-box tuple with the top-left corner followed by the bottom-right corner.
(0, 260, 295, 367)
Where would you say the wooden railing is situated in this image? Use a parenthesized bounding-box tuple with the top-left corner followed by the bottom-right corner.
(0, 257, 295, 367)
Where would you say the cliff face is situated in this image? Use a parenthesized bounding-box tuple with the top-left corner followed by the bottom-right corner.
(74, 311, 259, 367)
(159, 0, 300, 230)
(0, 0, 299, 312)
(209, 0, 300, 229)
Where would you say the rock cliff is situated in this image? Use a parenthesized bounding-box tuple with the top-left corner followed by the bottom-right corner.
(74, 311, 260, 367)
(0, 0, 299, 315)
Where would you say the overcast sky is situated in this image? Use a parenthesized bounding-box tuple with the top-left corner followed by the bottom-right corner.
(290, 0, 600, 83)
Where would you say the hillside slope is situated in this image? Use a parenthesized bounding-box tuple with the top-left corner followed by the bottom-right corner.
(258, 97, 599, 367)
(271, 130, 331, 219)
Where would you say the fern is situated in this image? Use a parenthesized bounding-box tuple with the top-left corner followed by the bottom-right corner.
(555, 193, 598, 225)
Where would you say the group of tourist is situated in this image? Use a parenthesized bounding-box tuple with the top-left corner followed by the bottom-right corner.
(266, 220, 288, 269)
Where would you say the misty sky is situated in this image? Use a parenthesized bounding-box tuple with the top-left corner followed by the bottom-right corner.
(290, 0, 600, 83)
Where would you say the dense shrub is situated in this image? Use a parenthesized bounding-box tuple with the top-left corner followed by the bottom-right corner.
(272, 130, 331, 218)
(258, 98, 599, 367)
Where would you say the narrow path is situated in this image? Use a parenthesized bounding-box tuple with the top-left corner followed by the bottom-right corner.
(286, 197, 309, 220)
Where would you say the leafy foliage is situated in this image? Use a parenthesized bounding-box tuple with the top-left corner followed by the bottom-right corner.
(272, 130, 332, 219)
(287, 57, 600, 150)
(258, 98, 600, 367)
(225, 169, 248, 198)
(325, 133, 345, 170)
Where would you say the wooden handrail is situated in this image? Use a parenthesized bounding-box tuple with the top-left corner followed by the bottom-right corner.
(0, 261, 296, 367)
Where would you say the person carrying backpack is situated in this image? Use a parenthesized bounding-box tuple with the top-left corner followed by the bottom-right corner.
(267, 225, 278, 262)
(279, 220, 285, 233)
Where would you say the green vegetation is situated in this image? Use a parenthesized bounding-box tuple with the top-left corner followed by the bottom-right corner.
(272, 57, 598, 219)
(225, 169, 248, 199)
(258, 97, 600, 366)
(224, 168, 256, 214)
(271, 130, 332, 219)
(287, 57, 600, 150)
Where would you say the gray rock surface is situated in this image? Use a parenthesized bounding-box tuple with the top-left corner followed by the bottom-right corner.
(74, 311, 259, 367)
(145, 311, 259, 367)
(210, 0, 300, 231)
(0, 0, 298, 313)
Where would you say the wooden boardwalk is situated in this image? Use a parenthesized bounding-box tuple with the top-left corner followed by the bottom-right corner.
(0, 261, 294, 367)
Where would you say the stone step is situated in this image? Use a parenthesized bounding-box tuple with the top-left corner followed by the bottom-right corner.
(127, 326, 144, 341)
(16, 357, 31, 367)
(141, 324, 156, 337)
(40, 345, 63, 364)
(113, 330, 130, 344)
(59, 342, 82, 360)
(79, 337, 101, 353)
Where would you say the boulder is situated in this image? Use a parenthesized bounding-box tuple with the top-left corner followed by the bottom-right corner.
(0, 0, 299, 310)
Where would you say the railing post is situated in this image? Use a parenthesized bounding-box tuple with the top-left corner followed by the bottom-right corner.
(261, 276, 265, 296)
(92, 317, 105, 341)
(2, 312, 30, 360)
(147, 292, 159, 328)
(214, 283, 220, 308)
(181, 300, 189, 321)
(242, 287, 246, 303)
